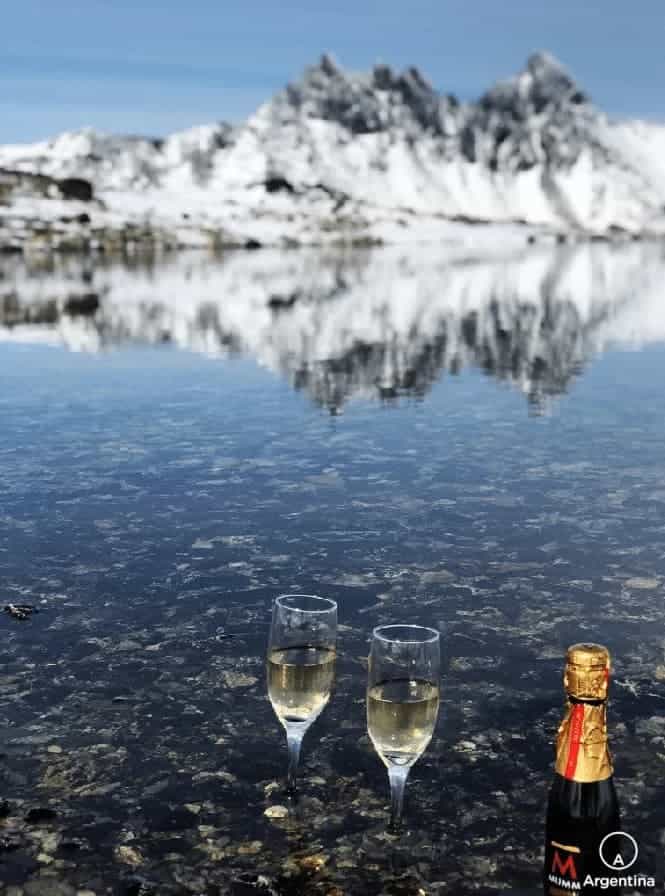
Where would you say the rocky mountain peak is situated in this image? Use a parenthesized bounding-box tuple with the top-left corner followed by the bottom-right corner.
(525, 51, 585, 95)
(317, 52, 341, 78)
(478, 51, 590, 119)
(272, 56, 455, 136)
(265, 51, 597, 160)
(460, 52, 597, 172)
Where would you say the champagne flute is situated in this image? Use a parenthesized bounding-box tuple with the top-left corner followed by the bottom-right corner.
(267, 593, 337, 795)
(367, 624, 441, 833)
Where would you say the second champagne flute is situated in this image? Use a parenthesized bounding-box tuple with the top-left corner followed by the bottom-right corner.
(367, 624, 441, 833)
(267, 593, 337, 795)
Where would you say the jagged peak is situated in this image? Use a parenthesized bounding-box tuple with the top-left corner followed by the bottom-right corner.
(369, 62, 433, 93)
(482, 51, 590, 111)
(298, 53, 348, 88)
(292, 55, 436, 95)
(525, 51, 571, 79)
(524, 51, 589, 103)
(458, 51, 598, 172)
(278, 52, 590, 132)
(317, 52, 340, 77)
(271, 56, 451, 136)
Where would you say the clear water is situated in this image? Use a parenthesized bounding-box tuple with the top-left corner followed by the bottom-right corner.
(1, 247, 664, 895)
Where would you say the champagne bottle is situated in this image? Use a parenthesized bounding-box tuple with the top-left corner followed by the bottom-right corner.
(543, 644, 621, 895)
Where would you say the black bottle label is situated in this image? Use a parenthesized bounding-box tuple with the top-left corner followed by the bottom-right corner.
(544, 778, 622, 895)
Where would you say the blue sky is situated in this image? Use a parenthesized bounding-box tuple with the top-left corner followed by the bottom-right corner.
(2, 0, 664, 142)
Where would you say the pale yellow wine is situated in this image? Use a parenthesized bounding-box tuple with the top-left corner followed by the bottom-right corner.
(367, 678, 439, 767)
(267, 646, 336, 725)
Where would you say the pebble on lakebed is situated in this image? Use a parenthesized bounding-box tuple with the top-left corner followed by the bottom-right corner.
(3, 603, 38, 620)
(263, 805, 289, 819)
(220, 670, 258, 688)
(624, 577, 660, 589)
(114, 845, 144, 867)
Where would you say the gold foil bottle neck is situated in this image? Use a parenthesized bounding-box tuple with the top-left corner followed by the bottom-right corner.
(555, 701, 613, 782)
(555, 644, 613, 782)
(564, 642, 610, 701)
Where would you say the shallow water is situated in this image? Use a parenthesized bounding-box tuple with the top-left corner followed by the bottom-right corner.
(1, 246, 665, 895)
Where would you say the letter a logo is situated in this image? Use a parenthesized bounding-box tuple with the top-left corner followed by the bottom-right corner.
(612, 852, 625, 867)
(552, 850, 578, 879)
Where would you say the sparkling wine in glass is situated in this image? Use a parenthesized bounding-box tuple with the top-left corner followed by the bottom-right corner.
(267, 593, 337, 794)
(367, 624, 441, 832)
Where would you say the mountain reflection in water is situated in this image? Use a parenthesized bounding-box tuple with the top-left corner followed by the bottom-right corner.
(1, 243, 664, 412)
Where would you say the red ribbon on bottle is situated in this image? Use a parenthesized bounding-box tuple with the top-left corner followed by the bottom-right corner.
(564, 703, 585, 780)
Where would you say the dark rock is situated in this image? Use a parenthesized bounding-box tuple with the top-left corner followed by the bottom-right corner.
(0, 832, 23, 853)
(461, 127, 477, 164)
(265, 176, 295, 195)
(4, 603, 38, 621)
(372, 63, 395, 90)
(268, 293, 298, 311)
(59, 838, 85, 852)
(318, 53, 339, 78)
(58, 177, 94, 201)
(64, 292, 99, 317)
(25, 806, 58, 824)
(245, 239, 262, 250)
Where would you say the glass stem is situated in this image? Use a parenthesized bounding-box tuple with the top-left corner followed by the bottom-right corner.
(285, 726, 305, 795)
(388, 765, 410, 832)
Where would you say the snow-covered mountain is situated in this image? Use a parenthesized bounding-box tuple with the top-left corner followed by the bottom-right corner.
(2, 53, 665, 251)
(2, 243, 664, 410)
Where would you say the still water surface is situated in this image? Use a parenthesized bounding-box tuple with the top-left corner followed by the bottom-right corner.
(1, 246, 664, 894)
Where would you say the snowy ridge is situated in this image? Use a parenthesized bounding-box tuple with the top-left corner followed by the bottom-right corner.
(1, 53, 665, 249)
(2, 244, 664, 410)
